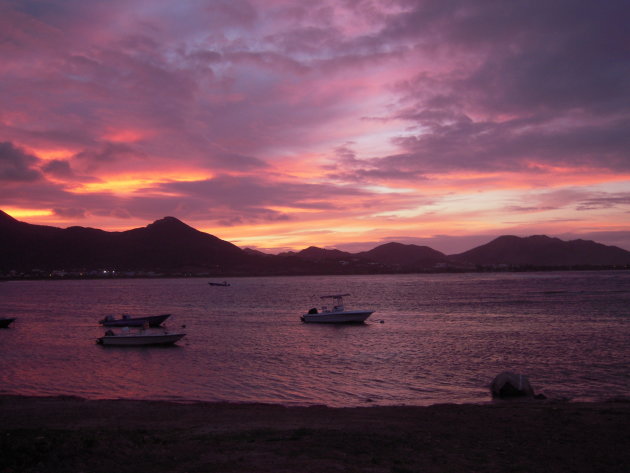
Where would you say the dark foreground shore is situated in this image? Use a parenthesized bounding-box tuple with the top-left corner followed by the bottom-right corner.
(1, 395, 629, 473)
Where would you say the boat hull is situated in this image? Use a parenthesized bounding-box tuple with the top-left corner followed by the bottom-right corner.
(97, 333, 185, 346)
(0, 317, 16, 328)
(99, 314, 171, 327)
(301, 310, 373, 324)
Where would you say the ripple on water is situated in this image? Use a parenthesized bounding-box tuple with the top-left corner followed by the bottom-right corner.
(1, 271, 629, 406)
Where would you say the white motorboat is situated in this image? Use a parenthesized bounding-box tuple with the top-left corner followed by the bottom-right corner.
(97, 327, 186, 346)
(301, 294, 374, 324)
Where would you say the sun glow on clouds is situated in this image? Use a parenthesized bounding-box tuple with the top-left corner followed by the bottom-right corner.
(266, 206, 321, 214)
(72, 178, 162, 194)
(403, 168, 630, 195)
(4, 208, 53, 219)
(2, 1, 630, 251)
(70, 172, 213, 195)
(27, 148, 75, 161)
(102, 129, 149, 143)
(215, 220, 385, 253)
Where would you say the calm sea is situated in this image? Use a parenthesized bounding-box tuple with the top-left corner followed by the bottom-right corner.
(1, 271, 629, 407)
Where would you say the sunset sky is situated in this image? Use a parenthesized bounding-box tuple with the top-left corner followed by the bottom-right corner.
(2, 0, 629, 253)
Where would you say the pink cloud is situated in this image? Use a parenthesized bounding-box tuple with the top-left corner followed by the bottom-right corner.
(1, 0, 629, 251)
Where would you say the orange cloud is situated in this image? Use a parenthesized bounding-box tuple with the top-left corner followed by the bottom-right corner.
(68, 171, 214, 195)
(26, 147, 75, 161)
(3, 208, 53, 219)
(102, 128, 151, 143)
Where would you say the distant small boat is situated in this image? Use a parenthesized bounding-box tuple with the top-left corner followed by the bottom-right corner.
(301, 294, 374, 324)
(208, 281, 230, 286)
(0, 317, 16, 328)
(97, 328, 186, 346)
(99, 313, 171, 327)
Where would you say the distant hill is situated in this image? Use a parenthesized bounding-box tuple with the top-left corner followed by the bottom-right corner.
(114, 216, 247, 269)
(297, 246, 354, 261)
(292, 243, 459, 272)
(450, 235, 630, 267)
(2, 210, 629, 276)
(0, 211, 249, 272)
(357, 242, 451, 269)
(242, 247, 271, 257)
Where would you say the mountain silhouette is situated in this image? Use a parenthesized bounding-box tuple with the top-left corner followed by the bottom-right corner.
(450, 235, 630, 266)
(357, 242, 450, 268)
(115, 216, 246, 269)
(297, 246, 354, 261)
(0, 211, 247, 272)
(2, 210, 630, 275)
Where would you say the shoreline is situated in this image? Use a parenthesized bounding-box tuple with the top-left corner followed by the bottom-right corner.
(2, 266, 629, 281)
(2, 395, 629, 472)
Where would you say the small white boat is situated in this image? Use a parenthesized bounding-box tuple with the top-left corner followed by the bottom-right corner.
(301, 294, 374, 324)
(97, 327, 186, 346)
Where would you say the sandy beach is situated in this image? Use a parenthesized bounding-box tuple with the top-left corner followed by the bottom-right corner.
(1, 395, 629, 472)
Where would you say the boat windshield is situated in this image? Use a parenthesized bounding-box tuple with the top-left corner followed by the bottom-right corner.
(320, 294, 349, 311)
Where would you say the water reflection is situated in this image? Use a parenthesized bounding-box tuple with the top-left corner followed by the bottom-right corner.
(1, 271, 629, 406)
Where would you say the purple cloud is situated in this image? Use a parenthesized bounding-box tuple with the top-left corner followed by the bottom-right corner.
(41, 159, 75, 179)
(1, 0, 629, 251)
(0, 142, 42, 182)
(368, 0, 630, 174)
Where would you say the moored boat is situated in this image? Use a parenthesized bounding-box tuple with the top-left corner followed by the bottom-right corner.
(208, 281, 230, 286)
(301, 294, 374, 324)
(97, 328, 186, 346)
(99, 313, 171, 327)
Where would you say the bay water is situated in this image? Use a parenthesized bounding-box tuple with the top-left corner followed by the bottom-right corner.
(1, 271, 628, 407)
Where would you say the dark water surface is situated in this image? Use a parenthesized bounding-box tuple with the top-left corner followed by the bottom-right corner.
(1, 271, 629, 406)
